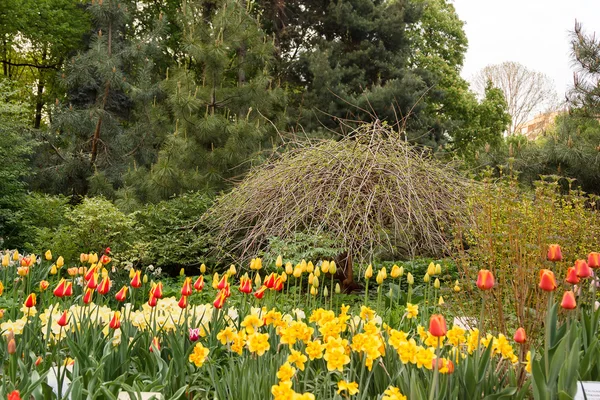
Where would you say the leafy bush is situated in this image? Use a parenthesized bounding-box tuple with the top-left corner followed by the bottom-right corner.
(453, 173, 600, 341)
(122, 192, 216, 275)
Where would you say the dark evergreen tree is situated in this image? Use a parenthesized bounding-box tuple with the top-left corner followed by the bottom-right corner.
(130, 0, 286, 199)
(33, 0, 167, 199)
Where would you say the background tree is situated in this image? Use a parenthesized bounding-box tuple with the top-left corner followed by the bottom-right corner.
(570, 20, 600, 117)
(472, 61, 559, 135)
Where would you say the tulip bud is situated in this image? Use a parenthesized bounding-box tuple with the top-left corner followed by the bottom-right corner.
(561, 290, 577, 310)
(427, 262, 436, 276)
(423, 273, 430, 283)
(40, 280, 49, 291)
(50, 264, 57, 275)
(281, 272, 287, 282)
(181, 277, 193, 296)
(300, 259, 307, 272)
(45, 250, 52, 260)
(109, 311, 121, 329)
(228, 264, 237, 276)
(56, 256, 64, 268)
(276, 255, 283, 268)
(436, 264, 442, 275)
(391, 265, 400, 278)
(200, 263, 206, 274)
(312, 276, 319, 288)
(212, 273, 220, 289)
(476, 269, 495, 290)
(24, 293, 36, 308)
(253, 285, 267, 300)
(143, 274, 148, 284)
(131, 271, 142, 288)
(539, 269, 557, 292)
(566, 267, 579, 285)
(310, 286, 317, 296)
(407, 273, 414, 285)
(575, 259, 592, 278)
(149, 337, 161, 352)
(314, 268, 321, 278)
(293, 267, 302, 278)
(429, 314, 447, 337)
(547, 244, 562, 262)
(115, 286, 128, 302)
(335, 283, 341, 294)
(323, 287, 329, 297)
(365, 264, 373, 279)
(12, 250, 19, 261)
(7, 338, 16, 354)
(1, 254, 9, 266)
(194, 275, 205, 291)
(434, 278, 440, 289)
(178, 295, 188, 309)
(589, 252, 600, 269)
(254, 273, 262, 286)
(398, 266, 404, 277)
(57, 310, 69, 327)
(179, 268, 185, 277)
(83, 288, 94, 304)
(80, 253, 88, 263)
(321, 261, 329, 274)
(438, 296, 444, 305)
(513, 327, 526, 344)
(329, 261, 337, 275)
(376, 271, 384, 285)
(306, 261, 314, 273)
(285, 262, 293, 275)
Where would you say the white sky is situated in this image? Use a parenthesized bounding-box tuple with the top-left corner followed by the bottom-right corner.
(453, 0, 600, 98)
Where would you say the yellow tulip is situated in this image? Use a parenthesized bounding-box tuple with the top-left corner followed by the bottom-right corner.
(200, 263, 206, 274)
(285, 262, 293, 275)
(179, 268, 185, 276)
(323, 286, 329, 297)
(308, 273, 314, 285)
(45, 250, 52, 261)
(228, 264, 237, 276)
(276, 255, 283, 269)
(438, 296, 444, 305)
(407, 273, 414, 285)
(300, 259, 307, 272)
(365, 264, 373, 279)
(293, 267, 302, 278)
(56, 256, 64, 268)
(143, 274, 148, 284)
(381, 267, 387, 279)
(30, 254, 37, 265)
(453, 280, 461, 292)
(306, 261, 314, 273)
(50, 264, 58, 275)
(314, 268, 321, 278)
(2, 254, 9, 267)
(129, 269, 136, 279)
(434, 278, 440, 289)
(213, 273, 220, 289)
(310, 286, 317, 296)
(391, 265, 401, 278)
(435, 264, 442, 275)
(329, 261, 337, 275)
(321, 260, 330, 274)
(280, 272, 287, 282)
(427, 262, 436, 276)
(12, 251, 19, 261)
(254, 273, 262, 286)
(335, 283, 341, 294)
(312, 277, 319, 288)
(423, 273, 430, 283)
(398, 266, 404, 277)
(0, 281, 4, 296)
(376, 271, 384, 285)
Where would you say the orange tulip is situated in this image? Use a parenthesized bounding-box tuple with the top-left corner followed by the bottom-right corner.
(254, 285, 268, 299)
(566, 267, 580, 285)
(87, 273, 99, 290)
(57, 310, 69, 327)
(67, 267, 78, 277)
(575, 259, 592, 278)
(428, 314, 447, 337)
(213, 290, 227, 309)
(80, 253, 89, 263)
(115, 286, 128, 302)
(24, 293, 36, 308)
(109, 311, 121, 329)
(100, 255, 111, 265)
(7, 390, 20, 400)
(539, 269, 557, 292)
(193, 276, 204, 291)
(131, 270, 142, 288)
(513, 327, 526, 344)
(53, 279, 67, 298)
(178, 295, 188, 309)
(20, 257, 31, 267)
(7, 339, 16, 354)
(589, 252, 600, 269)
(547, 244, 562, 262)
(39, 280, 50, 291)
(97, 276, 111, 295)
(561, 291, 577, 310)
(239, 277, 253, 294)
(181, 277, 192, 296)
(83, 288, 94, 304)
(64, 282, 73, 297)
(476, 269, 495, 290)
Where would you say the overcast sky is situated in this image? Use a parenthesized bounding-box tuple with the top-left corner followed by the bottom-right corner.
(453, 0, 600, 98)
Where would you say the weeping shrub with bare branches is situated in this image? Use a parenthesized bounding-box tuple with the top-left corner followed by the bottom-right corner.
(205, 122, 471, 276)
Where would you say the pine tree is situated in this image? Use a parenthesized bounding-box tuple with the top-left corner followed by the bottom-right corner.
(33, 0, 165, 199)
(138, 0, 286, 199)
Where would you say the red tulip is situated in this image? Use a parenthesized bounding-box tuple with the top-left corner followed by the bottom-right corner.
(193, 276, 204, 291)
(131, 270, 142, 288)
(273, 276, 284, 291)
(239, 277, 253, 294)
(83, 288, 94, 304)
(109, 312, 121, 329)
(97, 276, 111, 295)
(53, 279, 67, 298)
(178, 295, 188, 309)
(148, 294, 158, 307)
(264, 273, 276, 289)
(547, 244, 562, 262)
(153, 282, 163, 299)
(575, 259, 592, 278)
(566, 267, 580, 285)
(189, 328, 201, 342)
(253, 285, 268, 299)
(539, 269, 557, 292)
(100, 254, 111, 265)
(476, 269, 495, 290)
(181, 277, 192, 296)
(84, 266, 96, 281)
(513, 327, 526, 344)
(561, 291, 577, 310)
(115, 286, 128, 302)
(57, 310, 69, 327)
(39, 280, 49, 291)
(87, 273, 99, 290)
(7, 390, 21, 400)
(428, 314, 447, 337)
(149, 337, 160, 352)
(223, 284, 231, 298)
(217, 275, 229, 290)
(213, 290, 227, 309)
(589, 252, 600, 269)
(24, 293, 36, 308)
(64, 282, 73, 297)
